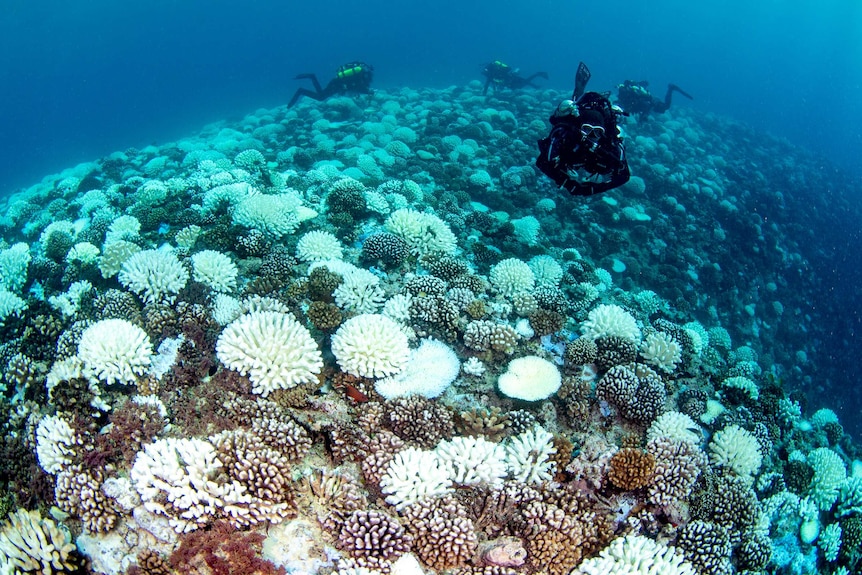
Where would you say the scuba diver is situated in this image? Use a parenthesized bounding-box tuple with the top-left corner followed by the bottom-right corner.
(535, 62, 631, 197)
(288, 62, 374, 108)
(616, 80, 693, 118)
(482, 60, 548, 95)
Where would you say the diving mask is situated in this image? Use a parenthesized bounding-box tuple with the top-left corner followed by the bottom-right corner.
(580, 123, 605, 151)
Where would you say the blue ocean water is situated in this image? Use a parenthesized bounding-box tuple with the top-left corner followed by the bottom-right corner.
(2, 0, 860, 191)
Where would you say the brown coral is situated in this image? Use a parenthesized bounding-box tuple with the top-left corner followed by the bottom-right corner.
(403, 497, 477, 571)
(607, 448, 656, 491)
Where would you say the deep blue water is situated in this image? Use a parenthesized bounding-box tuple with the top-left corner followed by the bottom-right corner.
(1, 0, 861, 193)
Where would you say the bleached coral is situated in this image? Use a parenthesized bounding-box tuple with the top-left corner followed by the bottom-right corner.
(130, 437, 225, 533)
(807, 447, 847, 511)
(721, 375, 759, 401)
(297, 230, 343, 262)
(489, 258, 535, 297)
(191, 249, 238, 293)
(646, 411, 702, 446)
(528, 255, 563, 287)
(581, 304, 641, 343)
(216, 311, 323, 396)
(35, 414, 81, 474)
(77, 318, 153, 385)
(374, 338, 460, 399)
(572, 534, 696, 575)
(497, 355, 561, 401)
(331, 314, 410, 378)
(708, 424, 762, 478)
(0, 288, 27, 324)
(98, 239, 141, 279)
(384, 208, 457, 256)
(640, 331, 682, 373)
(334, 268, 386, 314)
(435, 436, 507, 486)
(0, 243, 30, 293)
(119, 248, 189, 303)
(379, 447, 452, 510)
(0, 509, 78, 574)
(505, 426, 556, 484)
(232, 193, 305, 239)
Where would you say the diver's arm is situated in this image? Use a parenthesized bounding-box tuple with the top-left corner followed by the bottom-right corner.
(565, 144, 631, 196)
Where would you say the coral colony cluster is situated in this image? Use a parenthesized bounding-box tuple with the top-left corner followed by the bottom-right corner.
(0, 81, 859, 575)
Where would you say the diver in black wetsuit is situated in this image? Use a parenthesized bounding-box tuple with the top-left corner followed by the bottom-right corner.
(535, 62, 631, 197)
(288, 62, 374, 108)
(482, 60, 548, 95)
(616, 80, 693, 118)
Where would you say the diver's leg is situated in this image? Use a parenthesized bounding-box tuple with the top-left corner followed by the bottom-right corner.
(669, 83, 694, 100)
(294, 73, 324, 94)
(525, 71, 549, 88)
(288, 87, 326, 108)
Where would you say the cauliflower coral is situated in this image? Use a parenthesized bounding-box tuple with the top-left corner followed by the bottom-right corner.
(77, 318, 153, 385)
(331, 313, 410, 378)
(216, 311, 323, 396)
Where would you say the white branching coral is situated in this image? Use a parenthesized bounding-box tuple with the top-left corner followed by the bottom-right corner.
(640, 331, 681, 373)
(572, 534, 696, 575)
(334, 268, 386, 314)
(119, 248, 189, 303)
(216, 311, 323, 396)
(35, 415, 81, 474)
(77, 318, 153, 385)
(379, 447, 452, 510)
(581, 304, 641, 343)
(489, 258, 535, 297)
(0, 509, 79, 574)
(505, 426, 557, 484)
(646, 411, 702, 446)
(297, 230, 343, 262)
(384, 208, 457, 256)
(331, 314, 410, 378)
(191, 249, 238, 293)
(708, 424, 762, 478)
(232, 193, 307, 239)
(435, 436, 508, 486)
(131, 437, 225, 533)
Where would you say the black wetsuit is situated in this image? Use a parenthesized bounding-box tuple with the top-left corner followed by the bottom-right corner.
(482, 61, 548, 95)
(536, 93, 631, 196)
(288, 62, 374, 108)
(617, 80, 692, 118)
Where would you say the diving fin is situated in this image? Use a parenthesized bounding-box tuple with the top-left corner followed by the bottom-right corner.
(669, 83, 694, 100)
(573, 62, 591, 100)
